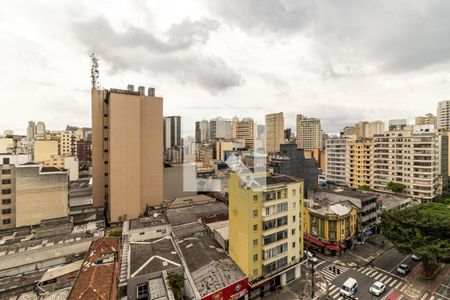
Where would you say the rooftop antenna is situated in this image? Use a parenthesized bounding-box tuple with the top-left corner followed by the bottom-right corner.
(90, 52, 100, 90)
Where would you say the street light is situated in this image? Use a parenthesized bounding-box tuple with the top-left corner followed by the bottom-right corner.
(308, 255, 315, 298)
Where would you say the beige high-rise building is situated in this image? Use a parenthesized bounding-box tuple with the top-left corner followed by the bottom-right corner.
(34, 140, 59, 162)
(296, 115, 322, 151)
(355, 121, 384, 138)
(369, 121, 384, 137)
(60, 130, 77, 156)
(236, 118, 255, 150)
(355, 121, 369, 138)
(92, 85, 163, 223)
(437, 100, 450, 131)
(416, 113, 437, 128)
(265, 112, 284, 153)
(346, 139, 373, 188)
(232, 116, 239, 139)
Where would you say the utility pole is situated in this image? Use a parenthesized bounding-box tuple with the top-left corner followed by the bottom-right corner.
(308, 256, 316, 298)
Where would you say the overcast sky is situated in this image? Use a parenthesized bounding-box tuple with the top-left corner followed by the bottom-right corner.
(1, 0, 450, 136)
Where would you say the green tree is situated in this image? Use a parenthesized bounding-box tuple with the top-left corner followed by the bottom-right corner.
(380, 203, 450, 277)
(167, 272, 184, 300)
(385, 181, 406, 193)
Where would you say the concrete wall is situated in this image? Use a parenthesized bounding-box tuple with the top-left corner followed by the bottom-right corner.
(15, 165, 69, 227)
(163, 164, 197, 200)
(0, 138, 13, 153)
(34, 140, 59, 162)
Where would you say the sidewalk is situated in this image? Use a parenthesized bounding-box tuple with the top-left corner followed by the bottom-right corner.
(403, 262, 449, 299)
(262, 264, 327, 300)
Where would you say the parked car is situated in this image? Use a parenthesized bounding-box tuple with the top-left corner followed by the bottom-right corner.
(369, 281, 386, 296)
(304, 250, 319, 263)
(340, 277, 358, 297)
(397, 264, 410, 275)
(411, 254, 420, 261)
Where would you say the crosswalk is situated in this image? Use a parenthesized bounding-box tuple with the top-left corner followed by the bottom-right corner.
(357, 266, 405, 289)
(320, 265, 349, 283)
(416, 292, 444, 300)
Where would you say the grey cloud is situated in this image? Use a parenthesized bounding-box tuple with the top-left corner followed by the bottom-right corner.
(210, 0, 450, 73)
(72, 16, 242, 91)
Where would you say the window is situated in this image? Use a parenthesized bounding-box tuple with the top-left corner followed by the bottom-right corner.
(253, 224, 258, 232)
(2, 158, 9, 164)
(292, 189, 296, 196)
(1, 179, 11, 184)
(137, 283, 148, 299)
(2, 209, 11, 214)
(292, 229, 296, 235)
(253, 254, 258, 261)
(1, 169, 11, 175)
(292, 215, 296, 222)
(292, 242, 296, 248)
(2, 189, 11, 195)
(253, 210, 258, 217)
(2, 199, 11, 205)
(292, 256, 296, 262)
(253, 239, 258, 246)
(2, 219, 11, 225)
(253, 195, 258, 201)
(292, 202, 296, 209)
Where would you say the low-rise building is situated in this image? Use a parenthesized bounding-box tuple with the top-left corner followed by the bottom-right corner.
(303, 198, 358, 255)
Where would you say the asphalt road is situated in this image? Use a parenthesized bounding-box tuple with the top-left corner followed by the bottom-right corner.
(371, 247, 419, 278)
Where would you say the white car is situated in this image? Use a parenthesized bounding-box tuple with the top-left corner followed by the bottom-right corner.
(369, 281, 385, 296)
(411, 254, 420, 261)
(397, 264, 410, 275)
(304, 250, 319, 263)
(340, 277, 358, 297)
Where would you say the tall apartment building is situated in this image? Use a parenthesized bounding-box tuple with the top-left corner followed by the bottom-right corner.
(372, 125, 448, 201)
(325, 138, 349, 185)
(35, 121, 46, 136)
(416, 113, 437, 128)
(346, 139, 373, 188)
(236, 118, 255, 150)
(388, 119, 408, 131)
(340, 126, 357, 137)
(60, 130, 78, 156)
(195, 120, 209, 143)
(354, 121, 384, 138)
(92, 85, 163, 223)
(0, 158, 68, 230)
(437, 100, 450, 131)
(209, 117, 232, 139)
(232, 116, 239, 139)
(355, 122, 369, 138)
(265, 113, 284, 153)
(164, 116, 181, 150)
(369, 121, 384, 137)
(27, 121, 35, 140)
(228, 171, 304, 288)
(296, 115, 322, 151)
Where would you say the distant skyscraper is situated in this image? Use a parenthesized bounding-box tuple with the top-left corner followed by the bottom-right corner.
(284, 129, 291, 141)
(35, 121, 46, 136)
(369, 121, 384, 137)
(27, 121, 35, 140)
(164, 116, 181, 150)
(437, 100, 450, 131)
(235, 118, 255, 149)
(232, 116, 239, 139)
(265, 112, 284, 153)
(92, 85, 163, 223)
(296, 114, 322, 151)
(195, 120, 209, 143)
(209, 117, 232, 139)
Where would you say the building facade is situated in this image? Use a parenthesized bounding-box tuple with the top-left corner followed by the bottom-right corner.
(195, 120, 209, 143)
(437, 100, 450, 131)
(416, 113, 437, 128)
(92, 85, 163, 223)
(325, 138, 349, 185)
(209, 117, 232, 140)
(346, 139, 373, 188)
(60, 130, 78, 157)
(236, 118, 255, 150)
(228, 172, 304, 288)
(372, 125, 448, 201)
(296, 115, 322, 151)
(265, 113, 284, 154)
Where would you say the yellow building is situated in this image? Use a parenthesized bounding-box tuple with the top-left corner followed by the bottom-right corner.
(346, 139, 373, 188)
(34, 140, 59, 162)
(265, 113, 284, 153)
(229, 171, 304, 289)
(303, 199, 357, 255)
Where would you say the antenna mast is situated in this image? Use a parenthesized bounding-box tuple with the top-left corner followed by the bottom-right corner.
(90, 53, 100, 90)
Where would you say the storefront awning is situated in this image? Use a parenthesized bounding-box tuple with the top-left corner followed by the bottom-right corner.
(325, 243, 340, 250)
(305, 235, 325, 247)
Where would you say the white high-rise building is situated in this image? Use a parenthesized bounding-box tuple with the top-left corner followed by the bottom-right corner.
(296, 115, 322, 151)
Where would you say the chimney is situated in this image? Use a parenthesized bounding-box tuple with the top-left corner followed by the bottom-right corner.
(148, 87, 155, 97)
(138, 86, 145, 95)
(127, 84, 134, 92)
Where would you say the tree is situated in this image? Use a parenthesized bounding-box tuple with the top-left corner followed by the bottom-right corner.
(385, 181, 406, 193)
(380, 203, 450, 277)
(167, 272, 184, 300)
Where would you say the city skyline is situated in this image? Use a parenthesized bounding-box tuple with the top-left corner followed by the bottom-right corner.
(2, 1, 450, 135)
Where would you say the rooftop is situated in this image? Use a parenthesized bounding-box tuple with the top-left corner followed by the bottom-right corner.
(129, 214, 169, 230)
(176, 233, 246, 297)
(319, 188, 377, 201)
(128, 236, 181, 278)
(166, 201, 228, 226)
(68, 237, 119, 300)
